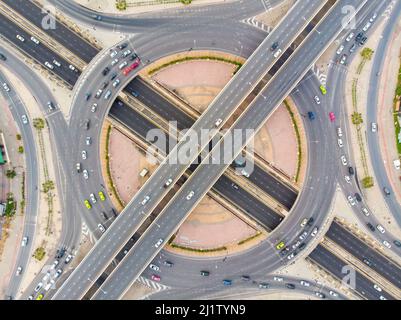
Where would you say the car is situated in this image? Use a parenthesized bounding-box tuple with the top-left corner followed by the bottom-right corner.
(369, 13, 378, 23)
(348, 195, 356, 206)
(300, 280, 310, 287)
(42, 271, 51, 282)
(56, 248, 66, 259)
(110, 50, 118, 58)
(93, 14, 102, 20)
(0, 53, 7, 61)
(154, 238, 163, 248)
(362, 208, 370, 216)
(376, 225, 386, 234)
(200, 270, 210, 276)
(100, 81, 109, 90)
(299, 231, 308, 241)
(89, 193, 97, 204)
(393, 240, 401, 247)
(141, 195, 150, 206)
(354, 193, 362, 202)
(186, 191, 195, 200)
(300, 218, 308, 227)
(123, 59, 141, 76)
(45, 61, 54, 69)
(362, 22, 371, 32)
(16, 266, 23, 276)
(356, 32, 364, 42)
(98, 224, 105, 233)
(311, 227, 318, 237)
(315, 292, 325, 298)
(84, 200, 92, 209)
(164, 261, 173, 267)
(129, 54, 138, 61)
(337, 127, 343, 137)
(329, 112, 336, 122)
(76, 162, 81, 173)
(271, 41, 279, 51)
(214, 118, 223, 127)
(52, 59, 61, 67)
(111, 58, 119, 66)
(112, 79, 120, 87)
(359, 36, 368, 46)
(340, 54, 348, 65)
(21, 115, 28, 125)
(82, 169, 89, 180)
(341, 155, 348, 166)
(382, 240, 391, 249)
(131, 91, 139, 97)
(367, 223, 375, 232)
(363, 258, 372, 266)
(36, 294, 44, 300)
(54, 268, 63, 279)
(21, 236, 28, 247)
(110, 73, 118, 80)
(50, 260, 59, 270)
(345, 175, 351, 183)
(379, 295, 387, 300)
(276, 241, 285, 250)
(151, 274, 160, 282)
(102, 67, 110, 76)
(349, 43, 356, 53)
(85, 93, 91, 101)
(16, 34, 25, 42)
(336, 45, 345, 55)
(223, 279, 232, 286)
(241, 169, 250, 177)
(122, 49, 132, 57)
(314, 96, 321, 105)
(149, 264, 160, 271)
(285, 283, 295, 289)
(164, 178, 173, 188)
(273, 48, 282, 58)
(273, 276, 283, 282)
(98, 191, 106, 201)
(34, 282, 43, 292)
(95, 89, 103, 99)
(27, 295, 34, 300)
(308, 111, 315, 120)
(371, 122, 378, 132)
(85, 137, 92, 145)
(373, 284, 382, 292)
(69, 64, 78, 72)
(292, 241, 301, 250)
(287, 253, 295, 260)
(47, 101, 55, 110)
(119, 61, 128, 69)
(241, 275, 251, 281)
(279, 247, 289, 257)
(259, 283, 269, 289)
(345, 32, 355, 42)
(117, 43, 128, 50)
(307, 217, 314, 226)
(348, 166, 354, 175)
(65, 254, 73, 264)
(44, 281, 54, 291)
(2, 82, 10, 92)
(104, 90, 112, 100)
(81, 150, 87, 160)
(383, 187, 391, 196)
(91, 104, 96, 113)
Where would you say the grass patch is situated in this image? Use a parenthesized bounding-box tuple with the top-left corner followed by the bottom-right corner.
(169, 243, 227, 253)
(33, 247, 46, 261)
(237, 232, 262, 245)
(4, 193, 16, 217)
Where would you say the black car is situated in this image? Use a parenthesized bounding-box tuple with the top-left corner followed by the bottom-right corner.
(367, 223, 375, 232)
(363, 258, 371, 266)
(286, 283, 296, 289)
(102, 211, 109, 220)
(298, 243, 306, 250)
(241, 275, 251, 281)
(279, 247, 289, 257)
(348, 167, 354, 175)
(354, 193, 362, 202)
(271, 41, 279, 51)
(355, 32, 364, 42)
(359, 36, 367, 45)
(164, 261, 173, 267)
(85, 93, 91, 101)
(129, 54, 138, 61)
(200, 270, 210, 276)
(307, 217, 314, 226)
(0, 53, 6, 61)
(100, 81, 109, 90)
(117, 42, 128, 50)
(102, 67, 110, 76)
(110, 73, 118, 81)
(56, 248, 66, 259)
(393, 240, 401, 247)
(383, 187, 391, 196)
(85, 119, 90, 130)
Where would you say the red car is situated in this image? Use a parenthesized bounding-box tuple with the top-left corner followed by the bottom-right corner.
(329, 112, 336, 122)
(123, 58, 140, 76)
(151, 274, 160, 282)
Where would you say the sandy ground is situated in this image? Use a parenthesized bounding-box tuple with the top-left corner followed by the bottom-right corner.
(256, 0, 296, 27)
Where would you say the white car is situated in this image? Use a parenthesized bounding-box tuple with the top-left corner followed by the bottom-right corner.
(345, 32, 354, 42)
(164, 178, 173, 187)
(90, 193, 97, 204)
(52, 59, 61, 67)
(344, 175, 351, 184)
(83, 169, 89, 180)
(273, 48, 282, 58)
(362, 208, 370, 216)
(16, 34, 25, 42)
(91, 105, 97, 112)
(68, 64, 77, 72)
(154, 238, 164, 248)
(376, 224, 386, 234)
(379, 295, 387, 300)
(300, 218, 308, 227)
(65, 254, 73, 264)
(347, 195, 356, 206)
(119, 61, 128, 69)
(122, 49, 132, 57)
(292, 241, 301, 250)
(30, 36, 40, 45)
(110, 50, 118, 58)
(363, 22, 371, 32)
(273, 276, 283, 282)
(341, 155, 348, 166)
(81, 150, 87, 160)
(241, 169, 250, 177)
(54, 268, 63, 279)
(329, 290, 339, 297)
(45, 61, 54, 70)
(98, 224, 105, 233)
(85, 137, 91, 145)
(214, 118, 223, 127)
(287, 253, 295, 260)
(337, 127, 343, 137)
(21, 115, 28, 125)
(34, 282, 43, 292)
(42, 271, 51, 282)
(299, 231, 308, 241)
(149, 264, 160, 271)
(373, 284, 382, 292)
(21, 236, 28, 246)
(141, 195, 150, 205)
(314, 96, 321, 105)
(311, 227, 318, 237)
(338, 138, 344, 148)
(111, 58, 119, 66)
(340, 54, 348, 65)
(382, 240, 391, 249)
(370, 13, 377, 23)
(300, 280, 310, 287)
(371, 122, 377, 132)
(51, 260, 59, 270)
(186, 191, 195, 200)
(16, 266, 23, 276)
(2, 82, 10, 92)
(336, 45, 345, 55)
(112, 79, 120, 87)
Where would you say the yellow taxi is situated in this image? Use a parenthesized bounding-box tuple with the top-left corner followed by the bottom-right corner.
(98, 191, 106, 201)
(36, 294, 43, 300)
(319, 85, 327, 95)
(276, 241, 285, 250)
(84, 200, 92, 209)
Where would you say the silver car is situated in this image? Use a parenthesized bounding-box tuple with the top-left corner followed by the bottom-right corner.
(83, 169, 89, 180)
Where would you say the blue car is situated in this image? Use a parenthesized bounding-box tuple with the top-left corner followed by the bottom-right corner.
(222, 279, 232, 286)
(308, 112, 315, 120)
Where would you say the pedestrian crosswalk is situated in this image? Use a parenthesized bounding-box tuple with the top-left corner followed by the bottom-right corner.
(260, 0, 273, 12)
(81, 222, 89, 236)
(312, 65, 327, 87)
(136, 276, 169, 291)
(241, 16, 271, 33)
